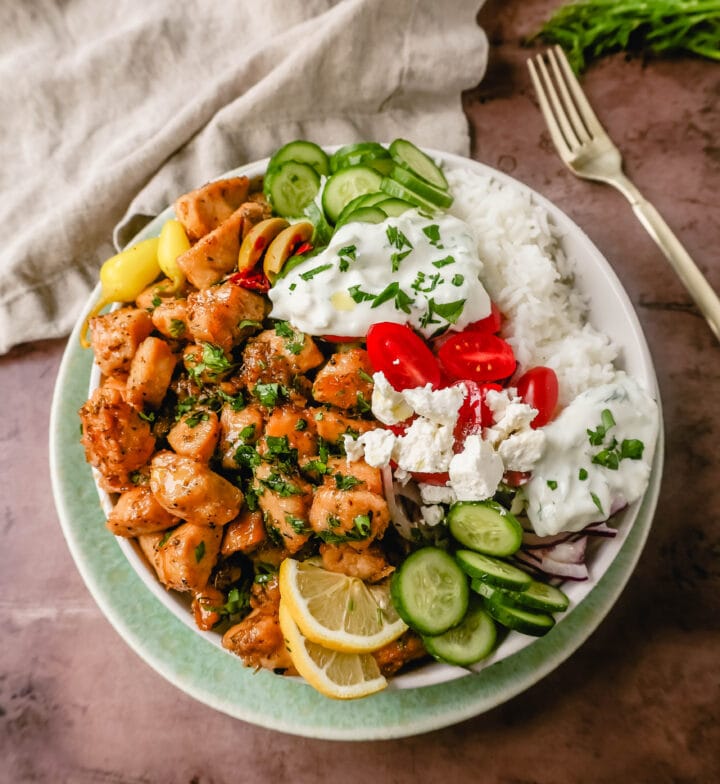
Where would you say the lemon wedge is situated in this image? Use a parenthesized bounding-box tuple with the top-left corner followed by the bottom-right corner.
(278, 558, 407, 654)
(279, 601, 387, 700)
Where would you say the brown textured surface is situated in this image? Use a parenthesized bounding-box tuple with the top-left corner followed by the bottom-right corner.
(2, 1, 719, 781)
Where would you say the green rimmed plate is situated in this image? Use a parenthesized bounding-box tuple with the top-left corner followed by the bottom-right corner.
(49, 151, 663, 739)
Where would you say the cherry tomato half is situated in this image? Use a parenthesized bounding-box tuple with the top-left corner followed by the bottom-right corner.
(437, 331, 516, 384)
(410, 471, 449, 485)
(466, 301, 502, 334)
(453, 381, 501, 446)
(515, 366, 559, 428)
(366, 322, 444, 390)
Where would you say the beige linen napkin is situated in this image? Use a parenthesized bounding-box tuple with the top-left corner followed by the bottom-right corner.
(0, 0, 487, 354)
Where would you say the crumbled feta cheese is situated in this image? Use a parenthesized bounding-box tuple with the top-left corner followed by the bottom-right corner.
(421, 504, 445, 527)
(498, 429, 546, 472)
(393, 418, 455, 473)
(419, 482, 457, 506)
(485, 388, 538, 445)
(402, 383, 466, 426)
(358, 428, 396, 468)
(371, 372, 413, 425)
(343, 434, 365, 462)
(448, 435, 504, 501)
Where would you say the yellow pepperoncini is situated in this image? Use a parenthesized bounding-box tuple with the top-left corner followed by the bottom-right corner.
(80, 237, 161, 348)
(157, 219, 190, 292)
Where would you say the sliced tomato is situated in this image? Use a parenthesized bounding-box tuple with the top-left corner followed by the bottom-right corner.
(366, 322, 444, 390)
(466, 302, 502, 334)
(321, 334, 360, 343)
(437, 331, 516, 384)
(516, 366, 559, 428)
(410, 471, 449, 485)
(452, 381, 501, 448)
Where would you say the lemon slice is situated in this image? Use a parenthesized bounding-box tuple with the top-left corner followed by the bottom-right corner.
(279, 558, 407, 653)
(279, 601, 387, 700)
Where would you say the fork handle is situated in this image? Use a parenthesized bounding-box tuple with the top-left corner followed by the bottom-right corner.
(612, 174, 720, 341)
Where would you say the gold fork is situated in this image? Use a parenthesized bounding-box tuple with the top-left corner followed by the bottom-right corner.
(528, 46, 720, 342)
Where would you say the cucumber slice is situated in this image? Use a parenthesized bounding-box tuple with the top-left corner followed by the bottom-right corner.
(374, 198, 414, 217)
(335, 191, 387, 225)
(334, 206, 387, 230)
(380, 177, 438, 213)
(447, 500, 523, 557)
(391, 547, 469, 636)
(456, 550, 532, 591)
(470, 578, 495, 600)
(322, 166, 384, 223)
(268, 140, 329, 177)
(494, 580, 570, 614)
(422, 601, 497, 667)
(389, 138, 449, 190)
(267, 161, 321, 217)
(330, 142, 389, 172)
(486, 592, 556, 637)
(389, 164, 454, 209)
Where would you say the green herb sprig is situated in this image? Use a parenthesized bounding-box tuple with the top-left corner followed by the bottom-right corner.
(533, 0, 720, 74)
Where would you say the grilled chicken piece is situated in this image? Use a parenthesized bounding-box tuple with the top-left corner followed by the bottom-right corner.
(254, 463, 313, 554)
(222, 577, 294, 672)
(152, 522, 223, 593)
(106, 485, 179, 537)
(151, 298, 189, 341)
(150, 451, 243, 527)
(221, 509, 266, 556)
(186, 280, 268, 352)
(176, 206, 245, 289)
(219, 403, 265, 469)
(309, 487, 390, 546)
(79, 383, 156, 492)
(313, 407, 379, 446)
(125, 336, 178, 410)
(239, 328, 324, 392)
(174, 176, 251, 242)
(319, 543, 394, 583)
(372, 631, 427, 677)
(166, 410, 221, 462)
(312, 348, 374, 410)
(261, 405, 318, 460)
(324, 456, 383, 495)
(89, 307, 153, 377)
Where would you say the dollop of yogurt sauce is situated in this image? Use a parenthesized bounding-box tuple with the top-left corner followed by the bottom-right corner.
(269, 210, 491, 338)
(523, 373, 659, 537)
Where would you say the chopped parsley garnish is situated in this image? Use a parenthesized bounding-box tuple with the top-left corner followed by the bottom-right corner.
(432, 255, 455, 268)
(238, 424, 256, 442)
(194, 541, 206, 563)
(348, 284, 376, 304)
(234, 445, 261, 470)
(295, 418, 307, 431)
(289, 283, 297, 292)
(621, 439, 645, 460)
(587, 408, 615, 445)
(356, 391, 371, 412)
(138, 410, 155, 423)
(185, 410, 209, 428)
(547, 480, 558, 490)
(451, 273, 465, 286)
(391, 249, 412, 272)
(427, 297, 465, 324)
(261, 474, 304, 497)
(238, 319, 262, 331)
(274, 321, 294, 338)
(422, 224, 443, 248)
(338, 244, 357, 272)
(175, 396, 197, 419)
(129, 471, 147, 486)
(253, 562, 277, 584)
(592, 447, 620, 470)
(157, 529, 174, 548)
(244, 487, 259, 511)
(314, 411, 324, 421)
(151, 295, 162, 308)
(334, 473, 363, 491)
(253, 382, 289, 408)
(353, 514, 371, 537)
(587, 408, 644, 470)
(265, 435, 299, 468)
(411, 271, 443, 294)
(217, 586, 251, 616)
(370, 281, 414, 313)
(285, 513, 309, 534)
(590, 492, 604, 515)
(386, 225, 412, 252)
(300, 263, 332, 281)
(578, 467, 589, 481)
(188, 342, 234, 382)
(168, 318, 186, 338)
(358, 368, 374, 385)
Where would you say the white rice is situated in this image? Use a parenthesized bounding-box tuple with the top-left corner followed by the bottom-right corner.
(447, 168, 618, 406)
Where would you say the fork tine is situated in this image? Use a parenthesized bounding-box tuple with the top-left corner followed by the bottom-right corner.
(546, 47, 591, 144)
(551, 46, 605, 137)
(533, 54, 582, 151)
(527, 57, 572, 160)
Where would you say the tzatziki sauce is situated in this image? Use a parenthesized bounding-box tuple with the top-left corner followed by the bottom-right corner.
(269, 210, 491, 338)
(523, 373, 659, 537)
